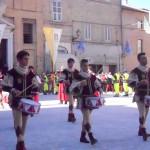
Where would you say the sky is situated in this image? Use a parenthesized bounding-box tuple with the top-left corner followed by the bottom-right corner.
(127, 0, 150, 9)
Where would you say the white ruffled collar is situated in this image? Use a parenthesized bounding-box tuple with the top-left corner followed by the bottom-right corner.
(79, 70, 91, 78)
(15, 65, 28, 75)
(67, 67, 75, 72)
(137, 65, 148, 72)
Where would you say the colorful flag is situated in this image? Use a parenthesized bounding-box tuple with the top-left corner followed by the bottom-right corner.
(123, 41, 132, 55)
(76, 41, 85, 54)
(43, 27, 62, 69)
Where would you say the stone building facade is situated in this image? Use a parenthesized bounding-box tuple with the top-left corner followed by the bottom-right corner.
(122, 5, 150, 71)
(0, 0, 135, 73)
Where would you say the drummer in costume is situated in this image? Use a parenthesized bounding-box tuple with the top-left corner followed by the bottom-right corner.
(2, 50, 39, 150)
(128, 52, 150, 141)
(59, 58, 79, 122)
(70, 59, 102, 145)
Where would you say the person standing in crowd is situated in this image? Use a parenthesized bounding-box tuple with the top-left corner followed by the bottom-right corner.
(113, 72, 120, 97)
(119, 73, 124, 93)
(58, 71, 68, 104)
(28, 66, 34, 74)
(123, 71, 129, 96)
(100, 72, 107, 93)
(42, 73, 49, 95)
(128, 52, 150, 141)
(59, 58, 79, 122)
(106, 72, 114, 93)
(70, 59, 101, 145)
(48, 73, 53, 94)
(54, 72, 59, 95)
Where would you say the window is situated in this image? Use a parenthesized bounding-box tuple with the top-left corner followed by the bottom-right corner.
(137, 20, 144, 29)
(23, 23, 33, 44)
(84, 24, 92, 40)
(52, 0, 62, 21)
(104, 26, 111, 42)
(137, 39, 143, 53)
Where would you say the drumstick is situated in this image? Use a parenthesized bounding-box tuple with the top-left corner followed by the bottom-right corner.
(16, 84, 34, 97)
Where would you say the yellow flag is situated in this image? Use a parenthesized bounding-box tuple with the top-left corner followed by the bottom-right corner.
(43, 27, 55, 63)
(43, 27, 62, 70)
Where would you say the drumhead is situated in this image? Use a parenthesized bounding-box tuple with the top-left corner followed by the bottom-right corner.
(145, 95, 150, 99)
(21, 98, 40, 106)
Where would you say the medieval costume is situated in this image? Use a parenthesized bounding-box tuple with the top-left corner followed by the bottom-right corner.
(129, 65, 150, 141)
(59, 68, 79, 122)
(2, 64, 39, 150)
(70, 70, 102, 145)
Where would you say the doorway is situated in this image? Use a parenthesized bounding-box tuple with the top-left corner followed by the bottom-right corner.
(0, 39, 8, 69)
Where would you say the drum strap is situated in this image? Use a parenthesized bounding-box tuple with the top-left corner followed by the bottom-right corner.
(87, 79, 93, 95)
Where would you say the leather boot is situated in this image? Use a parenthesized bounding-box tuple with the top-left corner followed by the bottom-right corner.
(141, 128, 148, 141)
(68, 113, 76, 122)
(16, 141, 27, 150)
(88, 132, 98, 145)
(138, 127, 143, 136)
(80, 131, 90, 143)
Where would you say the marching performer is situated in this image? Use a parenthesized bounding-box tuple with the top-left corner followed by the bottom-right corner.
(2, 50, 39, 150)
(59, 58, 79, 122)
(70, 59, 102, 145)
(128, 52, 150, 141)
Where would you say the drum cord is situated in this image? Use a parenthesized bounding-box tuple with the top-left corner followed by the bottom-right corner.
(16, 83, 34, 97)
(88, 79, 93, 95)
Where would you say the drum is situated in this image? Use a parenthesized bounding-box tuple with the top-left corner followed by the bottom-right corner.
(144, 95, 150, 107)
(85, 96, 105, 110)
(18, 99, 41, 115)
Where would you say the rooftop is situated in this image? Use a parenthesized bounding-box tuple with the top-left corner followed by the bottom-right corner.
(122, 5, 149, 13)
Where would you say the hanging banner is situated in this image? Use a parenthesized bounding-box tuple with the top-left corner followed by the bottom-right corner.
(43, 27, 62, 69)
(0, 24, 6, 43)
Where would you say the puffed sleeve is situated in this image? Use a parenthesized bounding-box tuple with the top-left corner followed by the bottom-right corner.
(2, 74, 14, 92)
(94, 79, 101, 90)
(128, 72, 139, 88)
(69, 81, 82, 93)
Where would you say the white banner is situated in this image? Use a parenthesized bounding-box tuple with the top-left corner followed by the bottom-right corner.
(0, 24, 6, 43)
